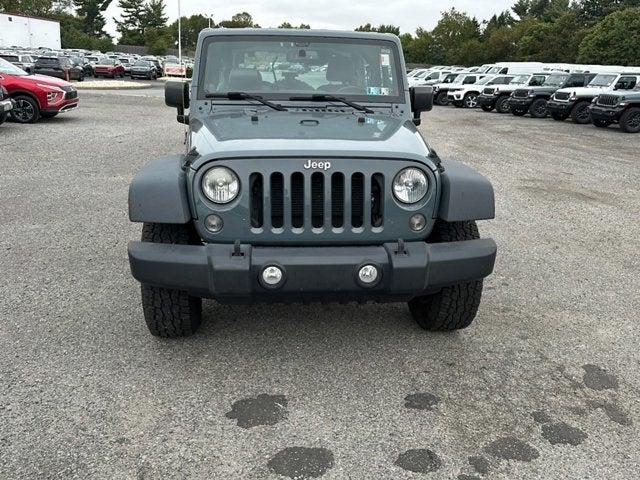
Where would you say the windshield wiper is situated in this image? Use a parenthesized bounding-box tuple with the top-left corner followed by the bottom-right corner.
(205, 91, 287, 111)
(289, 94, 374, 113)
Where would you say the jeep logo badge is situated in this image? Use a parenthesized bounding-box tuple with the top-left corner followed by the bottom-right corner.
(303, 160, 331, 171)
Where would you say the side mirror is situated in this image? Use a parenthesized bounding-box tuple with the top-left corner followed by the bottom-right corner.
(409, 86, 433, 126)
(165, 80, 190, 124)
(614, 83, 624, 90)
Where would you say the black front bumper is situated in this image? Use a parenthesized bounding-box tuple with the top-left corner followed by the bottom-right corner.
(548, 100, 575, 116)
(588, 104, 624, 122)
(477, 95, 497, 108)
(508, 97, 533, 110)
(128, 240, 497, 303)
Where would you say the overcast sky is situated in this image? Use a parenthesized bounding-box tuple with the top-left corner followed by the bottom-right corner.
(104, 0, 515, 38)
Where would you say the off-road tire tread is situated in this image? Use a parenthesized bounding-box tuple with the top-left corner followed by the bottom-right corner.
(140, 223, 202, 338)
(408, 221, 484, 331)
(619, 107, 640, 133)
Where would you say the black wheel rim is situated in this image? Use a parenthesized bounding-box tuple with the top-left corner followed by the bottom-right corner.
(628, 112, 640, 129)
(535, 103, 547, 116)
(13, 99, 34, 122)
(498, 99, 509, 113)
(576, 106, 589, 120)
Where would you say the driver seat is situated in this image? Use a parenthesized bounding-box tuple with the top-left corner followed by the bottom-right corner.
(317, 55, 357, 92)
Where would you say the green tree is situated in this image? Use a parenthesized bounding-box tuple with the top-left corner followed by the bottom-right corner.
(431, 8, 481, 64)
(577, 0, 640, 22)
(168, 14, 209, 50)
(114, 0, 145, 45)
(578, 7, 640, 64)
(144, 25, 171, 54)
(73, 0, 113, 37)
(355, 23, 400, 35)
(278, 21, 311, 29)
(218, 12, 258, 28)
(0, 0, 53, 15)
(144, 0, 167, 30)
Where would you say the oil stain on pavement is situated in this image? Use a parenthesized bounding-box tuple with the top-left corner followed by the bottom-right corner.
(267, 447, 334, 479)
(582, 364, 619, 391)
(483, 437, 540, 462)
(541, 422, 588, 446)
(394, 448, 442, 474)
(404, 392, 441, 411)
(225, 393, 288, 429)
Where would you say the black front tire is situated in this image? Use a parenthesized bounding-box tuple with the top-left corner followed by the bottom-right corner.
(511, 106, 526, 116)
(481, 105, 493, 112)
(529, 98, 548, 118)
(408, 221, 484, 331)
(496, 96, 510, 114)
(571, 101, 591, 124)
(551, 112, 567, 121)
(140, 223, 203, 338)
(435, 91, 449, 106)
(619, 107, 640, 133)
(0, 112, 7, 125)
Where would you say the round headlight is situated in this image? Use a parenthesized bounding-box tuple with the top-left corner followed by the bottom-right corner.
(202, 167, 239, 204)
(393, 168, 428, 204)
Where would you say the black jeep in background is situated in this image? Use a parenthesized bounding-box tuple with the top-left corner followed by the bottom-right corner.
(508, 72, 597, 118)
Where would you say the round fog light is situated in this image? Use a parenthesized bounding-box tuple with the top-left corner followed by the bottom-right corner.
(358, 265, 379, 285)
(205, 214, 223, 233)
(409, 214, 427, 232)
(262, 266, 283, 286)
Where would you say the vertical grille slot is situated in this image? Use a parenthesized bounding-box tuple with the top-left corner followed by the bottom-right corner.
(351, 173, 364, 228)
(270, 173, 284, 228)
(371, 173, 384, 228)
(291, 172, 304, 228)
(249, 173, 263, 228)
(331, 173, 344, 228)
(311, 172, 324, 228)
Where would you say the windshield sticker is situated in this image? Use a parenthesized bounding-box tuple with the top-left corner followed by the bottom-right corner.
(380, 53, 390, 66)
(367, 87, 390, 96)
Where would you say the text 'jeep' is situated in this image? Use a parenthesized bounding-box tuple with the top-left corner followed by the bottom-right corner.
(127, 29, 497, 338)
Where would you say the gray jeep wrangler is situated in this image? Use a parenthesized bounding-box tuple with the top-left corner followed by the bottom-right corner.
(127, 29, 497, 337)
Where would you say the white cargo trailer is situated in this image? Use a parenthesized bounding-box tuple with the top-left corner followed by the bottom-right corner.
(0, 13, 61, 49)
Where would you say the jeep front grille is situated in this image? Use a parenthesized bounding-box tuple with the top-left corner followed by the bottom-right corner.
(513, 89, 530, 98)
(483, 87, 495, 95)
(597, 94, 619, 107)
(250, 170, 384, 231)
(554, 92, 570, 101)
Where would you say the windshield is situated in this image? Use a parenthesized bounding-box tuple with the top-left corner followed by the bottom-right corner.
(543, 74, 569, 87)
(510, 75, 529, 85)
(589, 74, 617, 87)
(0, 57, 27, 75)
(475, 76, 493, 86)
(442, 74, 458, 84)
(487, 66, 502, 74)
(1, 55, 19, 62)
(134, 60, 150, 67)
(200, 35, 403, 101)
(98, 58, 117, 65)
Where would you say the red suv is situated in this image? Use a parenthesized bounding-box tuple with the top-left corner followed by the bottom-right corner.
(0, 58, 79, 123)
(93, 58, 126, 78)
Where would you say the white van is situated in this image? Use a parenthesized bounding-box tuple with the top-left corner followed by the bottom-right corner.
(487, 62, 548, 75)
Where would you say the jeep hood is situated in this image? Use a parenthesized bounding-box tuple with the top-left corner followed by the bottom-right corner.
(188, 111, 432, 169)
(556, 86, 610, 96)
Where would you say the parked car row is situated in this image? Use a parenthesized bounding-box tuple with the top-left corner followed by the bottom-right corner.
(0, 57, 79, 124)
(0, 46, 195, 81)
(408, 63, 640, 133)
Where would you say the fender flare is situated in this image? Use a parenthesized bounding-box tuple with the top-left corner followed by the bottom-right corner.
(437, 159, 495, 222)
(128, 154, 191, 224)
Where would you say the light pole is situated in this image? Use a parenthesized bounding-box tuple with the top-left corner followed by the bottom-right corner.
(177, 0, 182, 63)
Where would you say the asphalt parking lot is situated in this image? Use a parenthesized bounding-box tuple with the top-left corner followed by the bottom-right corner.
(1, 93, 639, 479)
